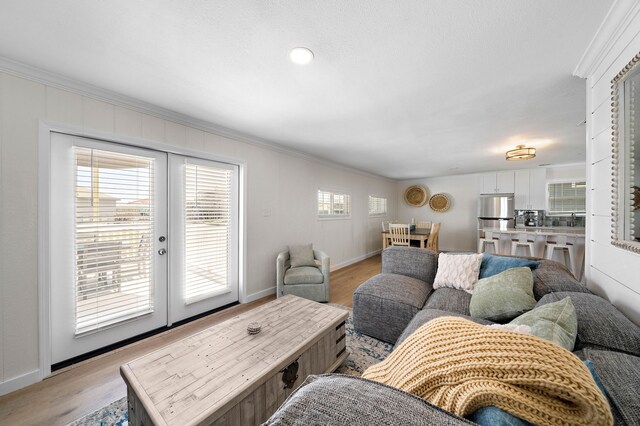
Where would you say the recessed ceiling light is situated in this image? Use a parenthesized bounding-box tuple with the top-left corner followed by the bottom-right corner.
(290, 47, 314, 65)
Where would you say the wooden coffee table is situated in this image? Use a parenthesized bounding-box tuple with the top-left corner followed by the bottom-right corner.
(121, 295, 349, 425)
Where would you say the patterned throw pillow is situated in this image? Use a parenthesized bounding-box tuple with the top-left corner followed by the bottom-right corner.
(433, 253, 484, 294)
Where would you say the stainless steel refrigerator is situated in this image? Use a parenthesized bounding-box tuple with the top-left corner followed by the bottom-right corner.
(478, 193, 515, 230)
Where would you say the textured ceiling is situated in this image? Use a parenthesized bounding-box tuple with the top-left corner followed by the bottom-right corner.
(0, 1, 612, 179)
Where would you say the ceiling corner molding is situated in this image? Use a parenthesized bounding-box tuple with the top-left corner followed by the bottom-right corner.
(0, 56, 396, 183)
(574, 0, 640, 78)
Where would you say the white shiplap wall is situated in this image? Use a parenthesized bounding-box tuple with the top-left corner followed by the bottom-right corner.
(0, 70, 397, 394)
(577, 0, 640, 325)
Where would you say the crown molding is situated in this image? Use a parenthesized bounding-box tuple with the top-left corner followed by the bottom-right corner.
(574, 0, 640, 78)
(0, 56, 396, 183)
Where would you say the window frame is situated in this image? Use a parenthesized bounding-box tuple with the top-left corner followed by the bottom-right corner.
(317, 189, 351, 219)
(368, 195, 388, 217)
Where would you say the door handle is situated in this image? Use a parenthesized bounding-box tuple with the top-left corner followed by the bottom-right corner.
(158, 248, 167, 255)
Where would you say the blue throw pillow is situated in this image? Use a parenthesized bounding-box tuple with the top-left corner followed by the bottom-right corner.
(479, 254, 540, 279)
(468, 407, 532, 426)
(584, 359, 607, 397)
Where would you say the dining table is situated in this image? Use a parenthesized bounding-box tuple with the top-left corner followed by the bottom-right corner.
(382, 228, 431, 249)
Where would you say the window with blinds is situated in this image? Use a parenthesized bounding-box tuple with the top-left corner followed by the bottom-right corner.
(318, 190, 351, 218)
(547, 181, 587, 214)
(368, 195, 388, 216)
(74, 147, 155, 335)
(184, 163, 232, 304)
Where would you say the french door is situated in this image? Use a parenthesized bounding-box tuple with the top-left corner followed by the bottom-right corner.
(50, 133, 239, 364)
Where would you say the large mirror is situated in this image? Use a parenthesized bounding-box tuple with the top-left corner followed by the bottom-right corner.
(612, 52, 640, 252)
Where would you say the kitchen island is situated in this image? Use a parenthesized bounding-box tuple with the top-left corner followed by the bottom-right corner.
(478, 227, 585, 280)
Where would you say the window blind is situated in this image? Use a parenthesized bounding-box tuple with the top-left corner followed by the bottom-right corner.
(547, 182, 586, 213)
(74, 147, 155, 335)
(317, 190, 351, 217)
(368, 195, 387, 216)
(184, 163, 232, 304)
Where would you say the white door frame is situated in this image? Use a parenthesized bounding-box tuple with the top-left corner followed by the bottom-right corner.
(37, 120, 247, 380)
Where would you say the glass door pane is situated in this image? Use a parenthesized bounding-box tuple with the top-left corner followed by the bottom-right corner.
(73, 147, 156, 334)
(169, 154, 239, 324)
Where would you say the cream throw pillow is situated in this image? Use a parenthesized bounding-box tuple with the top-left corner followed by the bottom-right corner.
(433, 253, 484, 294)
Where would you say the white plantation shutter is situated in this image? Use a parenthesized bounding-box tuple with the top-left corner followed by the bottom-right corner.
(368, 195, 387, 216)
(73, 147, 155, 334)
(184, 163, 233, 304)
(547, 182, 586, 214)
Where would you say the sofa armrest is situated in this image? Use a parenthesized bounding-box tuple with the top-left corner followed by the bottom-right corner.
(382, 247, 438, 284)
(276, 250, 290, 296)
(265, 374, 474, 425)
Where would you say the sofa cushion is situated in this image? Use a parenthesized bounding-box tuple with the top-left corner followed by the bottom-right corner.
(265, 374, 474, 425)
(353, 273, 433, 344)
(424, 288, 472, 315)
(396, 309, 493, 346)
(532, 260, 590, 300)
(381, 246, 438, 284)
(288, 243, 316, 267)
(283, 266, 324, 285)
(479, 254, 540, 279)
(584, 348, 640, 426)
(538, 292, 640, 356)
(469, 267, 537, 322)
(433, 253, 484, 293)
(509, 297, 578, 352)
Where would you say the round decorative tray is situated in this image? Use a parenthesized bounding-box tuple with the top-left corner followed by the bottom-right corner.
(404, 185, 429, 207)
(429, 193, 450, 212)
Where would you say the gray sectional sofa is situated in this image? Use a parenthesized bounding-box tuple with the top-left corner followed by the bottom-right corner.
(266, 247, 640, 425)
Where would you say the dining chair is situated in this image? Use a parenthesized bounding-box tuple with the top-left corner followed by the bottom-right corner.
(388, 223, 411, 247)
(416, 220, 432, 229)
(426, 222, 440, 252)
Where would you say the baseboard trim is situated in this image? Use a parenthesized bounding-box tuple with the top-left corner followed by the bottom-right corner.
(243, 286, 276, 303)
(0, 369, 41, 397)
(330, 250, 381, 272)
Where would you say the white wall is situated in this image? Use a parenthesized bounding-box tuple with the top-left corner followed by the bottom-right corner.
(0, 71, 396, 393)
(545, 164, 586, 182)
(395, 165, 587, 252)
(396, 175, 480, 252)
(576, 0, 640, 325)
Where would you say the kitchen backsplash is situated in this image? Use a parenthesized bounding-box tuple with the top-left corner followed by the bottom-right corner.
(543, 215, 585, 227)
(515, 210, 586, 228)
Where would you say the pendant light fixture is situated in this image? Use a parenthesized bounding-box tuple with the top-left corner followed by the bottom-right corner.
(506, 145, 536, 161)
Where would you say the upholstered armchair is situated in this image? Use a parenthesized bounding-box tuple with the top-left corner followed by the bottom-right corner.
(276, 246, 330, 302)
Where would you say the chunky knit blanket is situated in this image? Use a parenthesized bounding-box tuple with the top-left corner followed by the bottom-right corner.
(362, 317, 612, 426)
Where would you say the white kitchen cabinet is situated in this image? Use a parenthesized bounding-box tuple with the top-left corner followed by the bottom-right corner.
(514, 168, 547, 210)
(479, 171, 515, 194)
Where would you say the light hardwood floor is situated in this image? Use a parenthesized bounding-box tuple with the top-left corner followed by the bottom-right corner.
(0, 255, 381, 426)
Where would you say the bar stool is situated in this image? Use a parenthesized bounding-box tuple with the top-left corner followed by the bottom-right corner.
(545, 235, 576, 276)
(511, 233, 535, 257)
(478, 231, 501, 254)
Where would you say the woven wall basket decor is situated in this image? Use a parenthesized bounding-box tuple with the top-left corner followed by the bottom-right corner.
(404, 185, 429, 207)
(429, 193, 450, 212)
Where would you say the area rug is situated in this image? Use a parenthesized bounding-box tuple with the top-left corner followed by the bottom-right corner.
(68, 305, 392, 425)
